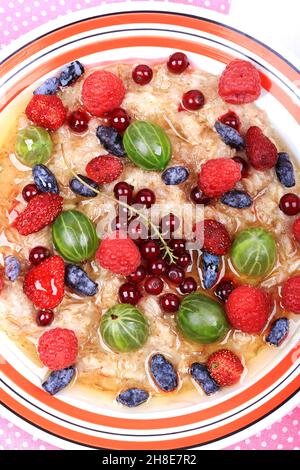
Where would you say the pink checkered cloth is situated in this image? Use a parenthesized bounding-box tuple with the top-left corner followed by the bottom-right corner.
(0, 0, 299, 451)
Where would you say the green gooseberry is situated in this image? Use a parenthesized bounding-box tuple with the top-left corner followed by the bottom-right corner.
(15, 126, 53, 167)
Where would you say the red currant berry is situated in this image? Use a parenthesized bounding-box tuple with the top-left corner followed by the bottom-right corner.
(22, 184, 40, 202)
(119, 282, 141, 305)
(111, 216, 128, 232)
(67, 110, 90, 133)
(127, 265, 147, 284)
(144, 276, 164, 295)
(232, 156, 249, 178)
(108, 107, 131, 133)
(190, 186, 212, 205)
(169, 239, 186, 255)
(148, 258, 167, 275)
(36, 309, 54, 327)
(166, 265, 185, 285)
(218, 111, 241, 131)
(181, 90, 205, 111)
(29, 246, 50, 266)
(279, 193, 300, 216)
(167, 52, 189, 74)
(128, 218, 148, 244)
(160, 293, 180, 313)
(140, 240, 161, 260)
(134, 188, 156, 208)
(114, 181, 134, 203)
(215, 279, 235, 302)
(160, 213, 180, 236)
(132, 64, 153, 85)
(179, 277, 197, 294)
(176, 252, 192, 268)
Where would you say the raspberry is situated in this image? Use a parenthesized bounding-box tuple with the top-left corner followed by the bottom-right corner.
(281, 276, 300, 314)
(38, 328, 78, 370)
(95, 231, 141, 276)
(292, 217, 300, 242)
(86, 155, 124, 184)
(82, 71, 125, 117)
(25, 95, 67, 131)
(207, 349, 244, 386)
(245, 126, 278, 170)
(23, 256, 65, 309)
(218, 59, 261, 104)
(226, 285, 271, 333)
(198, 158, 241, 197)
(195, 219, 231, 255)
(15, 193, 63, 235)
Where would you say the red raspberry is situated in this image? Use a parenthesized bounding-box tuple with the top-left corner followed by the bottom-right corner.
(292, 217, 300, 242)
(226, 285, 271, 333)
(198, 158, 241, 197)
(82, 71, 125, 117)
(25, 95, 67, 131)
(95, 231, 141, 276)
(281, 276, 300, 314)
(23, 256, 65, 309)
(86, 155, 124, 184)
(195, 219, 231, 255)
(218, 59, 261, 104)
(15, 193, 63, 235)
(207, 349, 244, 386)
(245, 126, 278, 170)
(38, 328, 78, 370)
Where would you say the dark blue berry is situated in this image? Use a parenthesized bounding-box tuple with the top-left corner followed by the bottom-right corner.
(220, 190, 253, 209)
(32, 164, 59, 194)
(201, 251, 220, 289)
(96, 125, 125, 157)
(161, 166, 189, 185)
(116, 388, 149, 407)
(33, 77, 59, 95)
(65, 264, 98, 296)
(150, 354, 178, 392)
(275, 152, 295, 188)
(69, 174, 99, 197)
(42, 367, 75, 395)
(190, 363, 220, 395)
(266, 317, 289, 347)
(214, 120, 245, 149)
(4, 256, 20, 282)
(59, 61, 84, 87)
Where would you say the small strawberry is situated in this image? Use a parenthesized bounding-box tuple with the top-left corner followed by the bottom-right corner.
(292, 217, 300, 243)
(26, 95, 67, 130)
(23, 255, 65, 309)
(207, 349, 244, 386)
(195, 219, 231, 255)
(38, 328, 78, 370)
(86, 155, 124, 184)
(95, 231, 141, 276)
(15, 193, 63, 235)
(245, 126, 278, 170)
(198, 158, 241, 197)
(281, 276, 300, 314)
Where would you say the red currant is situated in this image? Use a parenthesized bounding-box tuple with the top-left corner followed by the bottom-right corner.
(114, 181, 134, 203)
(215, 279, 235, 302)
(181, 90, 205, 111)
(190, 186, 212, 205)
(140, 240, 161, 260)
(144, 276, 164, 295)
(29, 246, 50, 266)
(169, 239, 186, 255)
(132, 64, 153, 85)
(134, 188, 156, 208)
(22, 184, 40, 202)
(148, 258, 167, 275)
(176, 252, 192, 268)
(111, 216, 128, 232)
(108, 108, 131, 133)
(279, 193, 300, 216)
(167, 52, 189, 74)
(166, 265, 185, 285)
(160, 293, 180, 313)
(218, 111, 241, 131)
(179, 277, 197, 294)
(127, 265, 147, 284)
(36, 309, 54, 327)
(232, 156, 249, 178)
(67, 110, 90, 133)
(119, 282, 141, 305)
(160, 213, 180, 237)
(128, 218, 148, 244)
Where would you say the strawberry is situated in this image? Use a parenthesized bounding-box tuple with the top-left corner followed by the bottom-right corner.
(292, 217, 300, 243)
(23, 256, 65, 309)
(195, 219, 231, 255)
(15, 193, 63, 235)
(281, 276, 300, 314)
(207, 349, 244, 386)
(95, 231, 141, 276)
(198, 158, 241, 197)
(82, 71, 125, 117)
(245, 126, 278, 170)
(25, 94, 67, 131)
(86, 155, 124, 184)
(38, 328, 78, 370)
